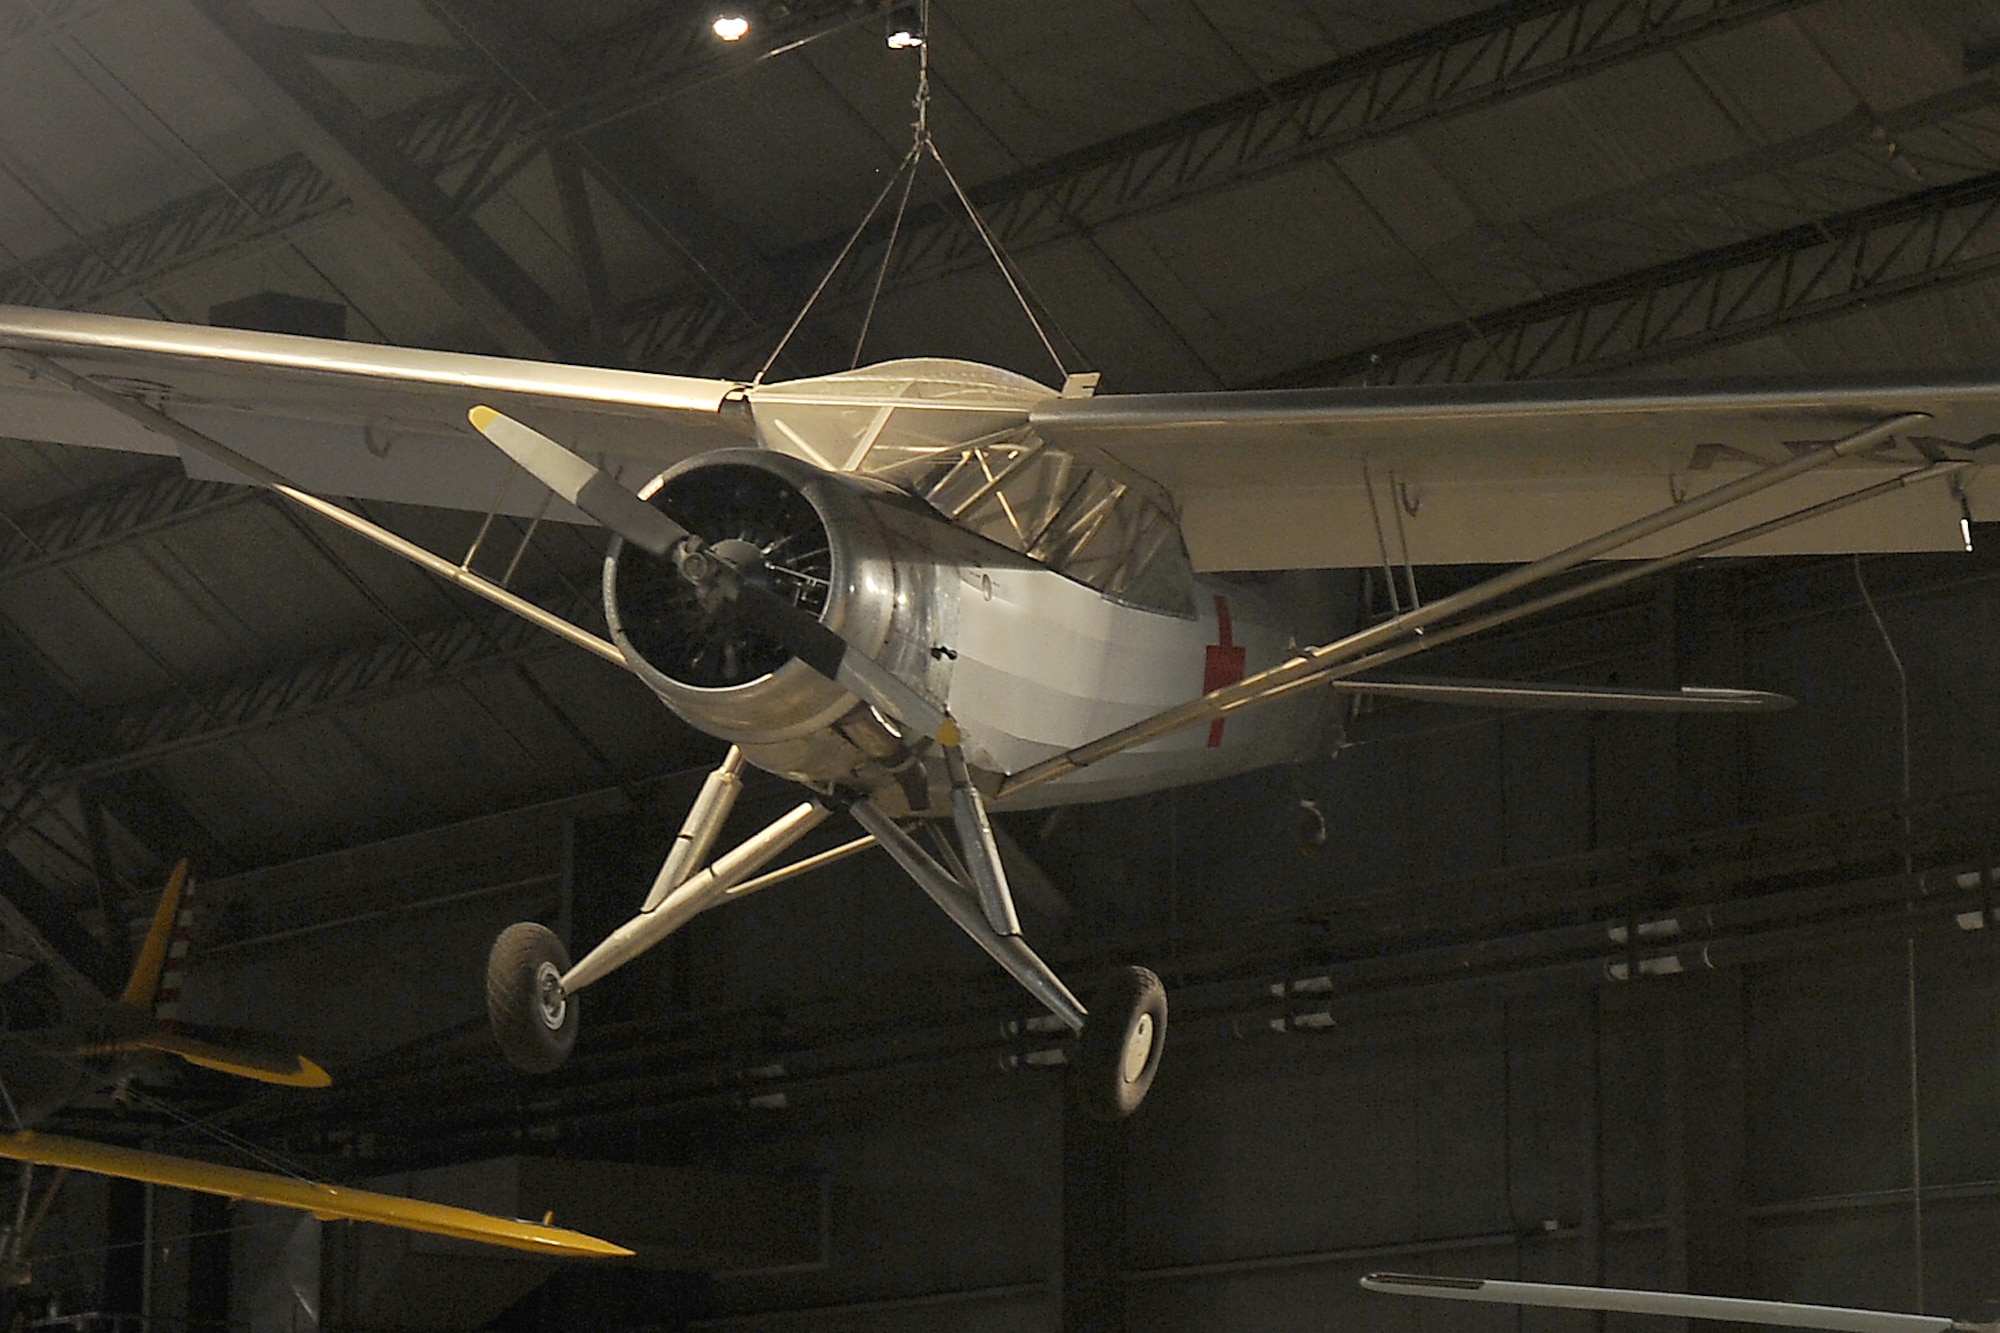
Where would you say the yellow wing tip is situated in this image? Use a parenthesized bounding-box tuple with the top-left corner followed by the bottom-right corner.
(468, 405, 497, 430)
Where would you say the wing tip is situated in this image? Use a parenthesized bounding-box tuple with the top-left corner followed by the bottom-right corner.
(1362, 1273, 1485, 1292)
(285, 1056, 333, 1088)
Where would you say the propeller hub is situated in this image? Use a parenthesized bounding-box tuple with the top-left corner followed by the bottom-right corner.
(710, 537, 767, 580)
(608, 458, 837, 691)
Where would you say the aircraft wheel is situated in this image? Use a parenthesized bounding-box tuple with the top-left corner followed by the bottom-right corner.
(1073, 965, 1167, 1121)
(487, 923, 577, 1074)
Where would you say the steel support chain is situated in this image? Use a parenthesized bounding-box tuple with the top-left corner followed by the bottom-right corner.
(613, 0, 1816, 372)
(1264, 166, 2000, 388)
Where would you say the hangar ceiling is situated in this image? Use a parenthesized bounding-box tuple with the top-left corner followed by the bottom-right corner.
(2, 0, 2000, 1275)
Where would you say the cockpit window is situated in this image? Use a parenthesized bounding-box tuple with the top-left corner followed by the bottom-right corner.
(855, 424, 1196, 616)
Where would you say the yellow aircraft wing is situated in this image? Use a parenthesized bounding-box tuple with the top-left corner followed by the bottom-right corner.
(0, 1130, 630, 1259)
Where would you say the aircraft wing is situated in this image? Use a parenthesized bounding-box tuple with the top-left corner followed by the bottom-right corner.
(0, 305, 747, 518)
(0, 1129, 630, 1258)
(1029, 376, 2000, 570)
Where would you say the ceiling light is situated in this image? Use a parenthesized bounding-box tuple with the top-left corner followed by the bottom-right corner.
(712, 12, 750, 41)
(886, 4, 923, 48)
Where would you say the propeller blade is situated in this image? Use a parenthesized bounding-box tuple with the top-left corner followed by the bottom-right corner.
(733, 582, 952, 742)
(1360, 1274, 1959, 1333)
(467, 408, 954, 742)
(468, 406, 689, 555)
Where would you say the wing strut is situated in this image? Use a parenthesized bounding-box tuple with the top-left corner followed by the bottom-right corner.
(5, 351, 626, 665)
(1243, 452, 1976, 718)
(995, 411, 1936, 801)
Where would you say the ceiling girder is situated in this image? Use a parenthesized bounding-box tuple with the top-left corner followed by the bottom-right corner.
(1263, 167, 2000, 387)
(614, 0, 1815, 373)
(415, 0, 776, 359)
(4, 582, 602, 790)
(1436, 80, 2000, 304)
(178, 0, 575, 357)
(0, 841, 118, 993)
(0, 0, 120, 55)
(0, 466, 258, 584)
(0, 0, 876, 344)
(0, 615, 226, 878)
(0, 152, 344, 312)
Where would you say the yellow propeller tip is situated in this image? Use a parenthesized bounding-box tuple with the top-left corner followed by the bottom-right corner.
(935, 718, 961, 747)
(468, 405, 497, 430)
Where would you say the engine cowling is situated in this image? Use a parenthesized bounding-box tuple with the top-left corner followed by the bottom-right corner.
(603, 449, 962, 797)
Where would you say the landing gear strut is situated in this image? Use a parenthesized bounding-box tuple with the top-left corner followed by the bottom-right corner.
(482, 740, 1171, 1119)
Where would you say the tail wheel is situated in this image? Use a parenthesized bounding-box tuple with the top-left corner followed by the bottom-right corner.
(1073, 966, 1167, 1121)
(486, 923, 577, 1074)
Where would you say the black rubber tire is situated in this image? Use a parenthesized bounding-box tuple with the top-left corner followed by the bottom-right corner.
(486, 922, 578, 1074)
(1073, 965, 1168, 1121)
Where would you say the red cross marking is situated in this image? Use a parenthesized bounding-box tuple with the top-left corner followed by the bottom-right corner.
(1203, 593, 1245, 747)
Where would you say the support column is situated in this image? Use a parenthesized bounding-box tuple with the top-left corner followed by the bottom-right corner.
(1677, 971, 1749, 1309)
(103, 1177, 144, 1319)
(1060, 1097, 1123, 1333)
(187, 1194, 232, 1332)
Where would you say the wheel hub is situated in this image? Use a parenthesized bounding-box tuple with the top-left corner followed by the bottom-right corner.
(1120, 1011, 1155, 1084)
(535, 961, 567, 1030)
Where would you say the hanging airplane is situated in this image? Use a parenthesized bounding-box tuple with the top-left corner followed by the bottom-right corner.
(0, 302, 1994, 1119)
(1362, 1271, 1976, 1333)
(0, 856, 628, 1267)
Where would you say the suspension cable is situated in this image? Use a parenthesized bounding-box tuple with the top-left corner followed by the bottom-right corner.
(757, 0, 1078, 384)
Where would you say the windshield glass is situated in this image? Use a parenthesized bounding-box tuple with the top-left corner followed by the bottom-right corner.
(857, 424, 1195, 617)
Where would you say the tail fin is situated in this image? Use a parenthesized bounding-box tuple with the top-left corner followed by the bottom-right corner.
(119, 860, 194, 1016)
(95, 860, 332, 1089)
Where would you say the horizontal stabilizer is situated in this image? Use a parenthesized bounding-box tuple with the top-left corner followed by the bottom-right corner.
(1332, 677, 1793, 713)
(1360, 1274, 1959, 1333)
(0, 1130, 631, 1259)
(75, 1024, 331, 1088)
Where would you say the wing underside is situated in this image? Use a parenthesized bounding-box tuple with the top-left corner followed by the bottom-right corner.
(0, 304, 746, 518)
(1031, 375, 2000, 569)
